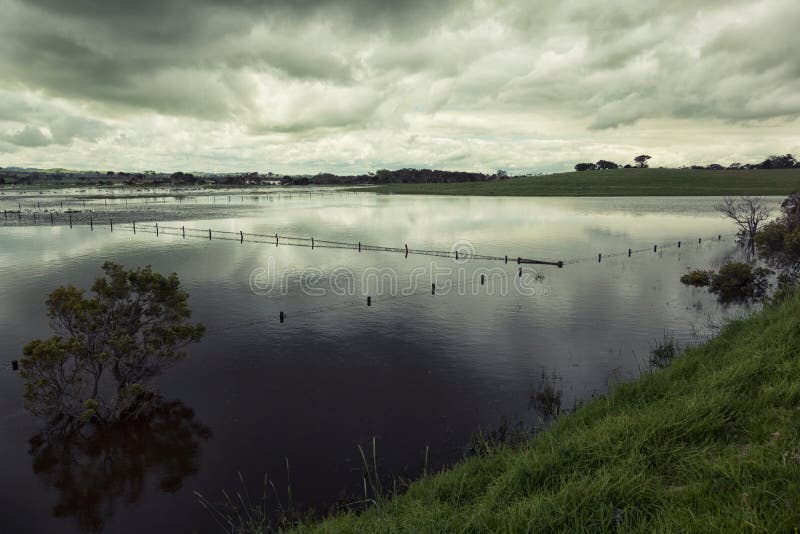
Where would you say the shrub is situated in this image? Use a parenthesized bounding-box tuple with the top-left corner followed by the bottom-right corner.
(709, 262, 771, 303)
(680, 269, 714, 286)
(649, 333, 680, 369)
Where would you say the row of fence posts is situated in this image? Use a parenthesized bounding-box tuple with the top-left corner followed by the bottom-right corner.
(598, 235, 722, 262)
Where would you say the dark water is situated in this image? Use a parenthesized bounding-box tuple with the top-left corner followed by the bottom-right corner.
(0, 189, 776, 533)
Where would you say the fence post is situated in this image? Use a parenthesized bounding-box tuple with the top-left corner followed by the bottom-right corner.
(598, 253, 602, 262)
(209, 229, 212, 240)
(69, 213, 72, 228)
(50, 212, 53, 225)
(480, 274, 485, 285)
(312, 237, 315, 249)
(33, 213, 36, 223)
(654, 244, 657, 252)
(240, 231, 243, 244)
(279, 311, 285, 323)
(431, 283, 435, 295)
(367, 296, 372, 307)
(628, 248, 632, 257)
(110, 219, 113, 232)
(358, 242, 361, 252)
(519, 267, 522, 277)
(90, 216, 93, 231)
(275, 233, 278, 246)
(678, 241, 681, 248)
(156, 223, 159, 236)
(133, 221, 136, 234)
(699, 237, 702, 244)
(182, 226, 185, 238)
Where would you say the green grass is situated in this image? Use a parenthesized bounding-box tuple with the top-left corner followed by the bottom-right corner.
(362, 168, 800, 197)
(286, 291, 800, 533)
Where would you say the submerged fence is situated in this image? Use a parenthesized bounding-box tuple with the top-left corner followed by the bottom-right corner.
(1, 208, 740, 269)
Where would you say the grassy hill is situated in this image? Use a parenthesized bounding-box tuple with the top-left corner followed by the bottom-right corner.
(288, 291, 800, 533)
(362, 168, 800, 196)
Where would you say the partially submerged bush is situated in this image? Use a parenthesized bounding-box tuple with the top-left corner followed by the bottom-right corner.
(680, 269, 714, 287)
(709, 262, 771, 304)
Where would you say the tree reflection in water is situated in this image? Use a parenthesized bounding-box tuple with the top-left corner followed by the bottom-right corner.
(28, 392, 211, 533)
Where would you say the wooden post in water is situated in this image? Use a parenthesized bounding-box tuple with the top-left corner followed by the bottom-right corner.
(431, 283, 435, 295)
(367, 296, 372, 307)
(33, 213, 36, 223)
(678, 241, 681, 248)
(312, 237, 315, 249)
(50, 213, 53, 225)
(133, 221, 136, 234)
(90, 217, 93, 231)
(279, 311, 285, 323)
(654, 244, 657, 252)
(505, 255, 508, 264)
(156, 223, 159, 236)
(519, 267, 522, 277)
(69, 213, 72, 228)
(182, 226, 185, 238)
(358, 242, 361, 252)
(404, 244, 408, 258)
(699, 237, 702, 244)
(275, 233, 278, 246)
(60, 201, 63, 208)
(11, 360, 18, 371)
(628, 248, 632, 257)
(209, 229, 212, 240)
(3, 210, 6, 219)
(480, 274, 485, 286)
(718, 235, 721, 240)
(455, 250, 458, 261)
(598, 253, 602, 262)
(110, 219, 113, 232)
(240, 231, 243, 244)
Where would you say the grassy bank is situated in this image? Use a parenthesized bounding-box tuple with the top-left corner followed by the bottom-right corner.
(362, 168, 800, 197)
(289, 292, 800, 532)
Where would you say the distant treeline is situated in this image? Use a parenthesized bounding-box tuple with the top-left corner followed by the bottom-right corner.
(0, 167, 509, 187)
(288, 168, 505, 186)
(575, 154, 800, 172)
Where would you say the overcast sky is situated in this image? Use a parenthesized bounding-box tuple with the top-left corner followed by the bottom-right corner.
(0, 0, 798, 174)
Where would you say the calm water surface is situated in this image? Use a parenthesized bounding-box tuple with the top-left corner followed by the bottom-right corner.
(0, 189, 775, 533)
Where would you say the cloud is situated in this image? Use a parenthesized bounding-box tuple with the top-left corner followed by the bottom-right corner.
(0, 0, 797, 171)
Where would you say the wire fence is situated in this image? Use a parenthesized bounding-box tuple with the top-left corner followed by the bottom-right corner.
(1, 209, 741, 269)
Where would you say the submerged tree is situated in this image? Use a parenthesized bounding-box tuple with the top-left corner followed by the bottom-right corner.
(716, 196, 771, 257)
(20, 262, 205, 425)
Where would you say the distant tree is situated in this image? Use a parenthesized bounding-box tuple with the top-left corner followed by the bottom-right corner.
(574, 162, 598, 172)
(596, 160, 619, 170)
(728, 162, 743, 170)
(20, 262, 205, 425)
(706, 164, 724, 170)
(760, 154, 797, 169)
(496, 169, 508, 178)
(634, 155, 652, 168)
(623, 164, 632, 168)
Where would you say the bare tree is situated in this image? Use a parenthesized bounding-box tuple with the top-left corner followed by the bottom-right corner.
(715, 196, 771, 257)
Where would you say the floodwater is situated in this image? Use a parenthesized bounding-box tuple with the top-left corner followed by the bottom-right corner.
(0, 187, 778, 533)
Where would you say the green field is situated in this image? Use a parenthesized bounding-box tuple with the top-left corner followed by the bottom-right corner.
(362, 168, 800, 197)
(285, 290, 800, 533)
